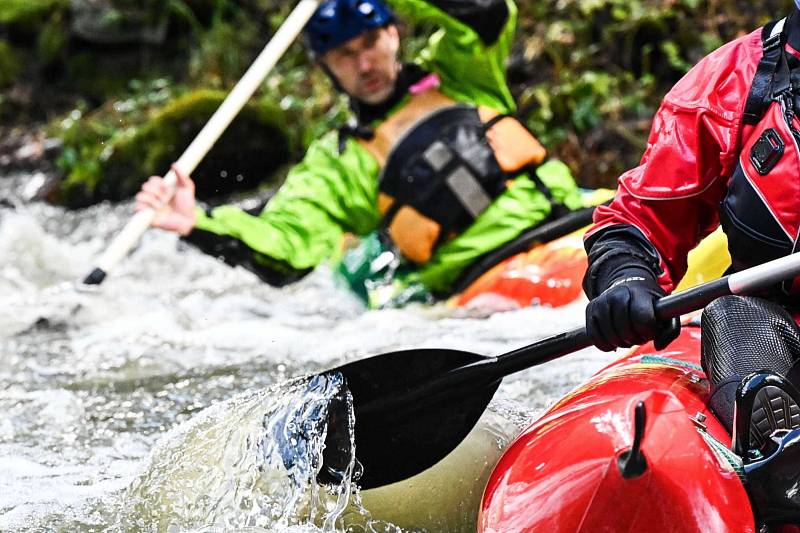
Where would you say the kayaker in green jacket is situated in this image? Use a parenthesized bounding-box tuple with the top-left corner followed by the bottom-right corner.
(135, 0, 582, 307)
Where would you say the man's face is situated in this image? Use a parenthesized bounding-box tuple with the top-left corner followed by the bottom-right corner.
(320, 25, 401, 105)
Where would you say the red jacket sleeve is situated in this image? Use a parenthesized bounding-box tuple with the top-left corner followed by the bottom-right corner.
(586, 28, 764, 292)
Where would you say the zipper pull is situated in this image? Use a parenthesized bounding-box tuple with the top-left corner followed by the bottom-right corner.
(783, 92, 794, 117)
(783, 94, 800, 137)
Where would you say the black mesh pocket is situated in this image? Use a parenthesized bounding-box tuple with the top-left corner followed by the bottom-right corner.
(701, 295, 800, 386)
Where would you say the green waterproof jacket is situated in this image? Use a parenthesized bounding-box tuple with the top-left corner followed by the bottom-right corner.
(189, 0, 581, 294)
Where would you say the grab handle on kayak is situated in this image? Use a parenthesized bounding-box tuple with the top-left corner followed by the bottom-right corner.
(618, 401, 648, 479)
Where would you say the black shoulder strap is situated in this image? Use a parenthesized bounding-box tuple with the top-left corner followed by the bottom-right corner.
(743, 17, 788, 125)
(337, 123, 374, 154)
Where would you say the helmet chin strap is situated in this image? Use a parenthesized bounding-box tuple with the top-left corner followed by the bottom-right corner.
(319, 62, 347, 93)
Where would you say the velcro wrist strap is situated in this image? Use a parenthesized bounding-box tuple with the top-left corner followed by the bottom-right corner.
(585, 247, 661, 298)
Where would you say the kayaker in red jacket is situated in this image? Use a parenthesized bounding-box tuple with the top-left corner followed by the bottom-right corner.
(584, 5, 800, 524)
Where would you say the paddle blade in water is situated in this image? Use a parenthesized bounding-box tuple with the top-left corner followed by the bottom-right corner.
(319, 348, 500, 489)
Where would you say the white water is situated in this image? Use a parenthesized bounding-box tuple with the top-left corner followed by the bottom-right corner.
(0, 170, 615, 531)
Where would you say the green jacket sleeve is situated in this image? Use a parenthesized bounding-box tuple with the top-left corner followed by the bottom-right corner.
(389, 0, 518, 112)
(190, 133, 382, 280)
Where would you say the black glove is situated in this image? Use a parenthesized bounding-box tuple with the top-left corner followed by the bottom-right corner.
(585, 266, 680, 352)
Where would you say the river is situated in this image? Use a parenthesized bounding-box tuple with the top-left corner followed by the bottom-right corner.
(0, 169, 614, 531)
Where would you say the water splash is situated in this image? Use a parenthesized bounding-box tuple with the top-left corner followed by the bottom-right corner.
(122, 375, 400, 532)
(260, 373, 365, 532)
(0, 170, 613, 531)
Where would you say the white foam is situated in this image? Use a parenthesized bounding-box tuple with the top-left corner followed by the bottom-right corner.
(0, 172, 616, 531)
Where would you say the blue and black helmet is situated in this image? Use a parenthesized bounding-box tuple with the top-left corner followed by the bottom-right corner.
(305, 0, 394, 56)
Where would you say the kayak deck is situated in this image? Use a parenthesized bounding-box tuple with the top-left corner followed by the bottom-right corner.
(479, 324, 756, 532)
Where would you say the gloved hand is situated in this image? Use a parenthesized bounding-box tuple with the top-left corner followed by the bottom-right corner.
(585, 268, 680, 352)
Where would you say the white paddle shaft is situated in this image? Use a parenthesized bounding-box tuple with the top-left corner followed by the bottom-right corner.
(729, 251, 800, 294)
(88, 0, 320, 279)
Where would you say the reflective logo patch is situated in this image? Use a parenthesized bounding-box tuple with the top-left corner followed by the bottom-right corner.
(750, 128, 785, 176)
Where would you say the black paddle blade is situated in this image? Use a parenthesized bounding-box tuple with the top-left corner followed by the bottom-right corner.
(319, 348, 500, 490)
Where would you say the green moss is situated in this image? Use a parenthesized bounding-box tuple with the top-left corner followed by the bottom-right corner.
(0, 40, 23, 88)
(0, 0, 67, 24)
(55, 86, 291, 208)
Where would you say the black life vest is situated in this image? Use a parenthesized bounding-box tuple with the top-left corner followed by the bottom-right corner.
(353, 79, 549, 264)
(721, 14, 800, 297)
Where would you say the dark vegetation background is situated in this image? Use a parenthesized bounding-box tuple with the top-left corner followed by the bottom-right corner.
(0, 0, 794, 206)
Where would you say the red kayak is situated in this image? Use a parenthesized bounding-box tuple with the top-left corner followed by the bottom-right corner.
(479, 321, 757, 532)
(456, 229, 588, 310)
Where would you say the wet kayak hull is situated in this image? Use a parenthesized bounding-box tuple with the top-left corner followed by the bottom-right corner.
(479, 325, 756, 532)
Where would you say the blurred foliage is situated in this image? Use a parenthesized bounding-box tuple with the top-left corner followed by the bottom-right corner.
(0, 0, 797, 203)
(512, 0, 795, 186)
(0, 0, 68, 24)
(0, 39, 23, 88)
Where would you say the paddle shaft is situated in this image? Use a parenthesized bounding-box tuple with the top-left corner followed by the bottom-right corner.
(83, 0, 320, 285)
(359, 252, 800, 415)
(491, 277, 734, 378)
(498, 253, 800, 379)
